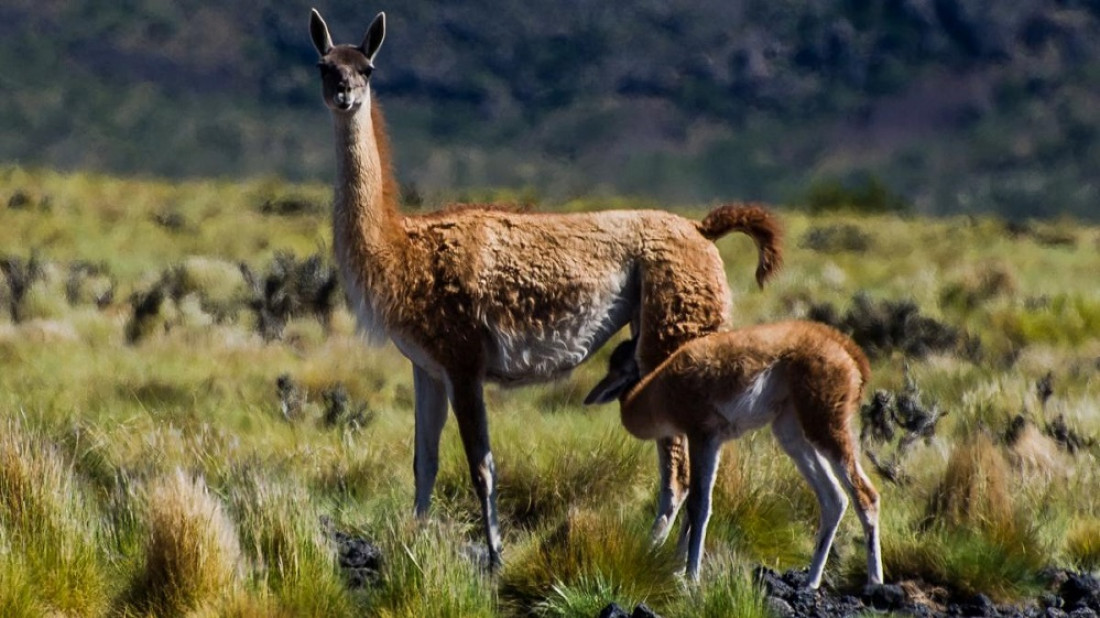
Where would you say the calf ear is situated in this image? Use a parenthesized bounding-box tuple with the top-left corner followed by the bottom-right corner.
(361, 12, 386, 61)
(310, 9, 334, 56)
(583, 373, 632, 405)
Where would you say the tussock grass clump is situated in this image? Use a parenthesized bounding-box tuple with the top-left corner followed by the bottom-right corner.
(126, 257, 253, 343)
(1005, 417, 1071, 478)
(0, 419, 109, 616)
(362, 518, 495, 618)
(0, 553, 40, 618)
(928, 433, 1014, 530)
(430, 423, 649, 530)
(126, 469, 243, 616)
(940, 259, 1017, 312)
(679, 559, 770, 618)
(1066, 518, 1100, 571)
(886, 434, 1048, 601)
(226, 469, 351, 616)
(500, 508, 682, 617)
(492, 429, 648, 529)
(169, 256, 251, 319)
(994, 293, 1100, 347)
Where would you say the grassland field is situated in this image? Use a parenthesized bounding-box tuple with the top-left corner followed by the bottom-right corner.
(1, 165, 1099, 617)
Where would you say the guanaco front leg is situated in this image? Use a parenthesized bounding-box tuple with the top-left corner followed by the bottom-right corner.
(447, 375, 503, 568)
(412, 364, 448, 517)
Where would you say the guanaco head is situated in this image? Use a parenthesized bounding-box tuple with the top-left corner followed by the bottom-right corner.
(310, 9, 386, 113)
(584, 338, 641, 405)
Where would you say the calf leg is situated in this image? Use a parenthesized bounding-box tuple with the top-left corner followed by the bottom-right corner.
(652, 434, 690, 545)
(825, 454, 883, 585)
(772, 411, 848, 590)
(685, 435, 722, 580)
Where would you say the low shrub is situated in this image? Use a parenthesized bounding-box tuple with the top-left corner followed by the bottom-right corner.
(804, 175, 908, 215)
(65, 261, 115, 308)
(799, 223, 873, 253)
(241, 252, 339, 341)
(808, 293, 964, 359)
(0, 252, 67, 322)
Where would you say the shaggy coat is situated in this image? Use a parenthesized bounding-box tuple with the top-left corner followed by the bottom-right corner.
(310, 9, 782, 566)
(586, 321, 883, 588)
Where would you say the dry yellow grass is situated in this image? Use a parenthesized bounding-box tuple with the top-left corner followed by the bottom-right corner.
(928, 432, 1014, 532)
(126, 469, 243, 616)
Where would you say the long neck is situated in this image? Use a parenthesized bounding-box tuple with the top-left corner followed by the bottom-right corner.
(332, 99, 403, 260)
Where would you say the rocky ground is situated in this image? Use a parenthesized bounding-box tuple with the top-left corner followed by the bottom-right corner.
(327, 525, 1100, 617)
(750, 567, 1100, 618)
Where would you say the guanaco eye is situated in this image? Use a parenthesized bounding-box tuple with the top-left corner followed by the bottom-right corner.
(360, 66, 374, 78)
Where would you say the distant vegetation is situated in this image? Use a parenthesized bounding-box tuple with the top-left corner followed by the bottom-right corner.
(2, 1, 1099, 218)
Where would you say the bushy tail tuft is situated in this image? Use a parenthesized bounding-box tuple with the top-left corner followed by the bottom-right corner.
(696, 203, 783, 288)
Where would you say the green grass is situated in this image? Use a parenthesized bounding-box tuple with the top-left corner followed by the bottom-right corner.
(1, 166, 1099, 614)
(0, 418, 111, 617)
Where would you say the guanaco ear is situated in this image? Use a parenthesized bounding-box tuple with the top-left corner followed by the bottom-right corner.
(583, 373, 632, 405)
(360, 12, 386, 62)
(310, 9, 334, 56)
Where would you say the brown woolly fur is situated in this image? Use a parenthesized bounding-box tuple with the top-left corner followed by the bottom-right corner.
(587, 320, 881, 586)
(433, 202, 535, 216)
(310, 8, 784, 565)
(371, 103, 401, 219)
(616, 321, 869, 451)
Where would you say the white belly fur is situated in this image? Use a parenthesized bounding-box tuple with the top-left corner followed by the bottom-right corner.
(485, 268, 635, 384)
(717, 367, 784, 438)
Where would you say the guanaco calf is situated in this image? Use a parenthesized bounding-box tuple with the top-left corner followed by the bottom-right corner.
(585, 321, 883, 588)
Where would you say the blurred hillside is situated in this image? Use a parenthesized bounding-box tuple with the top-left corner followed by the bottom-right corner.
(2, 0, 1098, 218)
